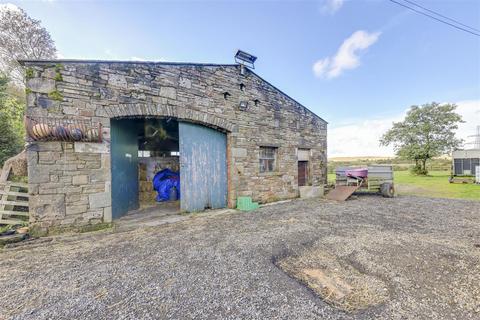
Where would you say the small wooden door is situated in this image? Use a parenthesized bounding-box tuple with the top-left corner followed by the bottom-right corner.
(298, 161, 309, 186)
(111, 119, 140, 219)
(179, 122, 227, 212)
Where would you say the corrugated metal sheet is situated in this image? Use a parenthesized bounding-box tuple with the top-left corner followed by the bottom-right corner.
(452, 149, 480, 159)
(179, 122, 227, 212)
(454, 158, 480, 176)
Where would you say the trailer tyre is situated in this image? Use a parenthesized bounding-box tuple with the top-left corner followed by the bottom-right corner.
(380, 183, 395, 198)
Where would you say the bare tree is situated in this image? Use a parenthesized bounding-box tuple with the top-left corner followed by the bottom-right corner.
(0, 5, 57, 84)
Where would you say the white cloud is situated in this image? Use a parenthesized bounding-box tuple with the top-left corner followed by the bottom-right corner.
(456, 100, 480, 148)
(328, 100, 480, 158)
(320, 0, 344, 14)
(0, 3, 21, 12)
(328, 115, 400, 158)
(313, 30, 381, 78)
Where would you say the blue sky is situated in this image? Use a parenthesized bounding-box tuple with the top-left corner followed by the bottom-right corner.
(3, 0, 480, 156)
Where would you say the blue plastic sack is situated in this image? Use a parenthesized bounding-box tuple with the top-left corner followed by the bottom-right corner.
(152, 169, 180, 202)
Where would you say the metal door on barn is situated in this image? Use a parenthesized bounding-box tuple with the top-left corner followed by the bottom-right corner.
(179, 122, 227, 212)
(111, 119, 139, 219)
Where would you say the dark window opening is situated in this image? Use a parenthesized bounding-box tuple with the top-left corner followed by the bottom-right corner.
(259, 147, 277, 173)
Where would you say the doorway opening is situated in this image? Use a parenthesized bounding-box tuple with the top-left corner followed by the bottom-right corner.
(138, 118, 180, 209)
(111, 118, 180, 220)
(298, 161, 309, 187)
(110, 117, 228, 220)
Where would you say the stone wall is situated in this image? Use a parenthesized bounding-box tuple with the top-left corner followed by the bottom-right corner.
(27, 141, 111, 231)
(24, 61, 327, 233)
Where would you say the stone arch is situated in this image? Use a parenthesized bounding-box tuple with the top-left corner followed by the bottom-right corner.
(103, 104, 234, 132)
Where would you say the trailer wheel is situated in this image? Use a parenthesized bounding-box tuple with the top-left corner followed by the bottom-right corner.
(380, 183, 395, 198)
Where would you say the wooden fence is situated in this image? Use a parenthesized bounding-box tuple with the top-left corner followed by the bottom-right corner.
(0, 181, 29, 225)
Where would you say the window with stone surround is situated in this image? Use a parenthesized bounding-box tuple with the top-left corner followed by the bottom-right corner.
(259, 147, 277, 173)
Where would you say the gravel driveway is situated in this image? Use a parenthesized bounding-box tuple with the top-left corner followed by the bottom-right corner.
(0, 195, 479, 319)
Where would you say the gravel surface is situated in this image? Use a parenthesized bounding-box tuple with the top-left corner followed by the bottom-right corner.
(0, 195, 479, 319)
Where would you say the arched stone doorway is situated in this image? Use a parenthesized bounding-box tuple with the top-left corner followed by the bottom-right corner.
(109, 109, 231, 219)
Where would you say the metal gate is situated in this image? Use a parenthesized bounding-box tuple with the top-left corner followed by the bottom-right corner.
(179, 122, 227, 212)
(111, 119, 140, 219)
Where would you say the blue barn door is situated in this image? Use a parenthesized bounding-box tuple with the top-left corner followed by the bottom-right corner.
(110, 119, 139, 219)
(179, 122, 227, 212)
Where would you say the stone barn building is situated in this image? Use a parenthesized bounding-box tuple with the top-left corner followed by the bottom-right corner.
(21, 54, 327, 233)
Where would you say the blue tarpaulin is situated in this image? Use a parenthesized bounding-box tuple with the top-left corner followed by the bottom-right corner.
(152, 169, 180, 202)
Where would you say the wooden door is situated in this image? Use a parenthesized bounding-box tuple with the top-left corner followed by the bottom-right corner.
(298, 161, 309, 186)
(179, 122, 227, 212)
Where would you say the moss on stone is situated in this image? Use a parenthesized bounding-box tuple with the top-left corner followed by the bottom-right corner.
(54, 72, 63, 81)
(78, 222, 113, 233)
(25, 67, 35, 79)
(25, 88, 32, 95)
(31, 222, 113, 237)
(29, 225, 48, 238)
(48, 90, 63, 101)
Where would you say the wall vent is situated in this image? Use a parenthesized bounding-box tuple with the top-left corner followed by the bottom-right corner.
(239, 101, 248, 111)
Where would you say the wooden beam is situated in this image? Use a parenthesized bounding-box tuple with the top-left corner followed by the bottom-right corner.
(0, 181, 28, 188)
(0, 190, 29, 197)
(0, 218, 25, 225)
(0, 200, 29, 207)
(0, 210, 29, 217)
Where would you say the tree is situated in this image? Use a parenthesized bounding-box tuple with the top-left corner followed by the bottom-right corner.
(380, 102, 463, 175)
(0, 74, 23, 165)
(0, 5, 57, 84)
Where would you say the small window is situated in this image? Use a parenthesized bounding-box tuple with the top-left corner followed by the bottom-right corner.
(259, 147, 277, 173)
(138, 150, 151, 158)
(170, 151, 180, 156)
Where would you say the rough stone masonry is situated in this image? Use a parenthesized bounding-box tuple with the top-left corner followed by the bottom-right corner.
(21, 60, 328, 234)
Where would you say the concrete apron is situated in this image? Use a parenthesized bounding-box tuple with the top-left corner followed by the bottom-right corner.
(113, 202, 236, 232)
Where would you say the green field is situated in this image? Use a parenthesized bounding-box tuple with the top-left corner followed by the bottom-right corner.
(394, 171, 479, 200)
(328, 171, 480, 201)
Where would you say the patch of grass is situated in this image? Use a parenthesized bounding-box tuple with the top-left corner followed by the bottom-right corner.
(0, 224, 13, 234)
(54, 72, 63, 81)
(48, 90, 63, 101)
(394, 171, 479, 200)
(328, 170, 479, 200)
